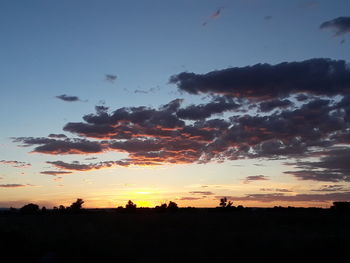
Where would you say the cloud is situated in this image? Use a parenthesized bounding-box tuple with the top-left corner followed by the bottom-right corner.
(320, 17, 350, 36)
(13, 58, 350, 185)
(264, 16, 272, 21)
(202, 7, 223, 26)
(169, 58, 350, 100)
(56, 94, 81, 102)
(260, 188, 293, 193)
(13, 137, 105, 155)
(259, 99, 293, 112)
(105, 74, 117, 83)
(189, 191, 214, 195)
(178, 197, 202, 200)
(218, 192, 350, 203)
(46, 160, 128, 171)
(85, 157, 98, 160)
(40, 171, 72, 176)
(243, 175, 269, 184)
(311, 185, 345, 192)
(134, 87, 159, 94)
(0, 184, 32, 188)
(48, 134, 67, 139)
(284, 148, 350, 182)
(0, 160, 31, 168)
(177, 97, 240, 120)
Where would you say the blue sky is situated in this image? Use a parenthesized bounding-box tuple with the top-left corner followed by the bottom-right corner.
(1, 0, 350, 208)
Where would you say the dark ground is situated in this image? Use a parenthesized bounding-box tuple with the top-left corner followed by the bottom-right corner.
(1, 208, 349, 262)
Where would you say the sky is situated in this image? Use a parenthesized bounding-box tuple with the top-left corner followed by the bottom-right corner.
(1, 0, 350, 208)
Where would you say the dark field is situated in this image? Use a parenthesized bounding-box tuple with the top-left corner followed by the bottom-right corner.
(1, 209, 349, 262)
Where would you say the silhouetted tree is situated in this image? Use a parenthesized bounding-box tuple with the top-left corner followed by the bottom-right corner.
(331, 201, 350, 212)
(237, 205, 244, 211)
(125, 200, 136, 212)
(219, 197, 233, 208)
(41, 206, 47, 214)
(70, 198, 84, 212)
(167, 201, 178, 212)
(155, 203, 167, 213)
(20, 203, 39, 214)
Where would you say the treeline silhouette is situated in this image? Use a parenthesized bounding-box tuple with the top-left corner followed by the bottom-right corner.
(1, 197, 350, 262)
(4, 197, 350, 215)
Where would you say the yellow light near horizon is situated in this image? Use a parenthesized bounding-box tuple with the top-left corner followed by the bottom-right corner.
(135, 200, 155, 207)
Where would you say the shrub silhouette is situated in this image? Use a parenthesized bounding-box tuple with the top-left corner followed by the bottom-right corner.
(167, 201, 178, 212)
(20, 203, 39, 214)
(125, 200, 137, 212)
(70, 198, 84, 212)
(219, 197, 233, 208)
(331, 201, 350, 212)
(41, 206, 47, 214)
(155, 203, 168, 213)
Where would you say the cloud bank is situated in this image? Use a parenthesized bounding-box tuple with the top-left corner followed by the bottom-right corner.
(14, 58, 350, 186)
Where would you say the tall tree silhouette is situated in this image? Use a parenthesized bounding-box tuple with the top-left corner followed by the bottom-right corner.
(70, 198, 84, 212)
(125, 200, 137, 212)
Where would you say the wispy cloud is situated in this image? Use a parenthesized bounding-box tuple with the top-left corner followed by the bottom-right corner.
(40, 171, 72, 176)
(56, 94, 82, 102)
(105, 74, 117, 83)
(202, 7, 224, 26)
(0, 184, 34, 188)
(0, 160, 31, 168)
(243, 175, 269, 184)
(320, 16, 350, 36)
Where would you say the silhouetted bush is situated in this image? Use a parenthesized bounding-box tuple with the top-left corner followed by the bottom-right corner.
(125, 200, 137, 212)
(219, 197, 233, 208)
(331, 202, 350, 212)
(154, 203, 168, 213)
(41, 206, 47, 214)
(20, 203, 39, 214)
(70, 198, 84, 212)
(167, 201, 178, 212)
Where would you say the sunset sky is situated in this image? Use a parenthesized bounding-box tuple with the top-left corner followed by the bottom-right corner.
(1, 0, 350, 208)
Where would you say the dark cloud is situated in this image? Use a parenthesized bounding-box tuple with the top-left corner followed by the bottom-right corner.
(40, 171, 72, 176)
(0, 184, 32, 188)
(105, 74, 117, 83)
(134, 87, 159, 94)
(243, 175, 269, 184)
(46, 160, 128, 171)
(177, 97, 239, 120)
(48, 134, 67, 139)
(56, 94, 80, 102)
(189, 191, 214, 195)
(259, 99, 293, 112)
(264, 16, 272, 21)
(14, 57, 350, 185)
(0, 160, 31, 168)
(170, 58, 350, 100)
(13, 137, 104, 155)
(178, 197, 202, 200)
(311, 185, 345, 192)
(218, 192, 350, 203)
(260, 188, 293, 193)
(320, 17, 350, 36)
(285, 148, 350, 182)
